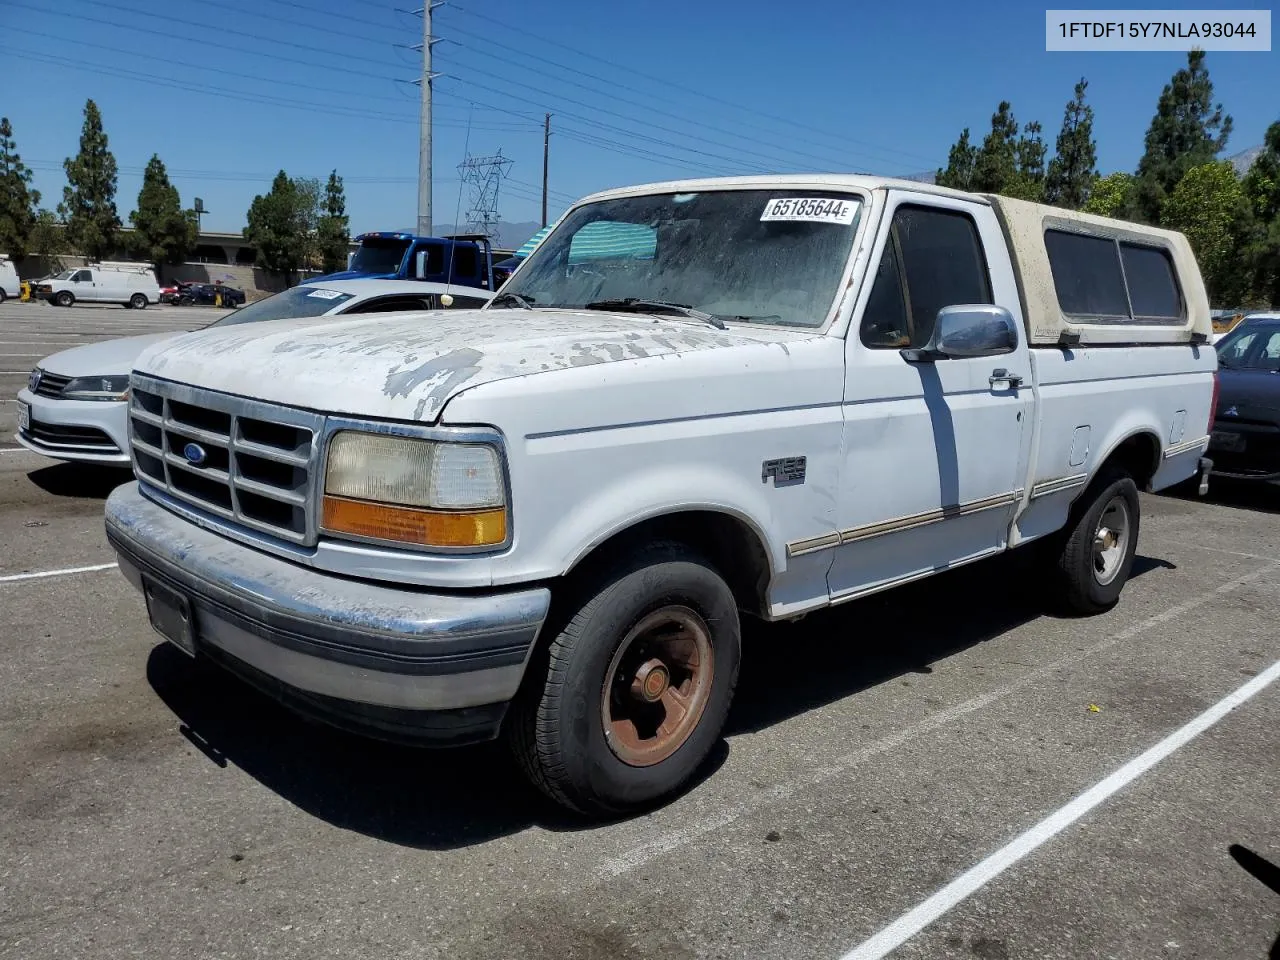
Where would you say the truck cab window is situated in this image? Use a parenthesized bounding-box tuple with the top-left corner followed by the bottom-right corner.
(860, 205, 992, 349)
(72, 270, 92, 282)
(450, 246, 477, 281)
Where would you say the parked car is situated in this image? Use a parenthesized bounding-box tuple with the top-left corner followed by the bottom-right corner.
(1208, 312, 1280, 482)
(14, 280, 493, 465)
(0, 258, 20, 301)
(176, 282, 246, 307)
(103, 175, 1216, 816)
(158, 283, 182, 304)
(35, 264, 161, 309)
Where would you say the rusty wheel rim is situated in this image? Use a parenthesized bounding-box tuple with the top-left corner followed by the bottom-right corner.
(601, 606, 715, 767)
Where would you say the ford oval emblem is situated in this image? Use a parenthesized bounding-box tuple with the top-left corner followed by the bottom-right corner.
(183, 442, 208, 466)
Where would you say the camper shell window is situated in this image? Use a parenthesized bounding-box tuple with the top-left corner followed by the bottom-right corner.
(1044, 228, 1183, 325)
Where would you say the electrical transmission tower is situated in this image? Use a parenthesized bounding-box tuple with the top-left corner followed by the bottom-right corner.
(456, 150, 513, 238)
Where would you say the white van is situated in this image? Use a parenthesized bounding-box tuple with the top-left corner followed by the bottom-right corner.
(0, 258, 20, 302)
(35, 263, 161, 309)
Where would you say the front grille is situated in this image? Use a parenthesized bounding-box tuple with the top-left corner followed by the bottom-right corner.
(129, 377, 323, 545)
(34, 371, 72, 398)
(23, 419, 119, 451)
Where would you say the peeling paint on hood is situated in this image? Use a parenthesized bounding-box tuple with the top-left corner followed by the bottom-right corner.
(132, 308, 819, 422)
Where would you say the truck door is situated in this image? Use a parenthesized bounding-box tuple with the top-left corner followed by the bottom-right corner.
(827, 192, 1034, 602)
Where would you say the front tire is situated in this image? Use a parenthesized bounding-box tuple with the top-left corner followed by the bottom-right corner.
(509, 543, 741, 816)
(54, 291, 74, 308)
(1051, 469, 1140, 614)
(129, 293, 147, 310)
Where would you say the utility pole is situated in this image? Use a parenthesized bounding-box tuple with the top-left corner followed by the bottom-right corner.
(541, 113, 551, 228)
(416, 2, 444, 236)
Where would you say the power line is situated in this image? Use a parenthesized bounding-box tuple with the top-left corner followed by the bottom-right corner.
(442, 23, 920, 174)
(447, 5, 939, 169)
(213, 0, 404, 48)
(57, 0, 414, 72)
(216, 0, 407, 32)
(5, 0, 410, 82)
(2, 48, 466, 128)
(430, 73, 772, 173)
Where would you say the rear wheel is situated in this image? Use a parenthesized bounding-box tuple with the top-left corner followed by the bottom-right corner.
(129, 293, 147, 310)
(54, 291, 74, 308)
(0, 288, 7, 303)
(509, 543, 741, 816)
(1049, 469, 1140, 614)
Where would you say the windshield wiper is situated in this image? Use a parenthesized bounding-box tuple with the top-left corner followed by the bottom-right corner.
(491, 291, 535, 310)
(584, 298, 727, 330)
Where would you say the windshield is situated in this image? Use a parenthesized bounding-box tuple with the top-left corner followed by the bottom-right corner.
(54, 269, 76, 280)
(1217, 322, 1280, 371)
(348, 238, 411, 275)
(206, 286, 355, 327)
(499, 189, 862, 327)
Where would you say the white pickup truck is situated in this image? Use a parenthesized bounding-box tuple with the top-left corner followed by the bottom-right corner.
(104, 175, 1217, 815)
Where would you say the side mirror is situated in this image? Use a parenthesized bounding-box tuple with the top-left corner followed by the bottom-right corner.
(901, 304, 1018, 362)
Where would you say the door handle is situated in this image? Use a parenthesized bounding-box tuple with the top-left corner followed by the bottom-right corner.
(989, 368, 1023, 389)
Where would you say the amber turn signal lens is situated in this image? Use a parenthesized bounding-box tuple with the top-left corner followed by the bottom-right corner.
(321, 495, 507, 548)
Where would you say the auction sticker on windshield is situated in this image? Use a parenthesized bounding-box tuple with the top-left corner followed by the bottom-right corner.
(760, 197, 859, 224)
(307, 289, 344, 300)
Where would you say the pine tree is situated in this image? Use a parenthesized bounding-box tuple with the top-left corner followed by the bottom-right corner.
(1010, 120, 1046, 201)
(244, 171, 310, 285)
(62, 99, 121, 261)
(129, 155, 197, 275)
(0, 117, 40, 261)
(317, 170, 350, 274)
(936, 129, 977, 191)
(1242, 120, 1280, 306)
(1134, 50, 1232, 224)
(1044, 79, 1098, 209)
(972, 102, 1020, 193)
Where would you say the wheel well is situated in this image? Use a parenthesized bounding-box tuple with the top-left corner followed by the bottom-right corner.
(1100, 432, 1161, 490)
(565, 511, 773, 618)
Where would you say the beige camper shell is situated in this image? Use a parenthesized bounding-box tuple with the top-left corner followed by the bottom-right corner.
(984, 195, 1212, 347)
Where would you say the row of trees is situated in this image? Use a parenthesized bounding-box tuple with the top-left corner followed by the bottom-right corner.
(244, 170, 351, 285)
(937, 51, 1279, 307)
(0, 100, 351, 283)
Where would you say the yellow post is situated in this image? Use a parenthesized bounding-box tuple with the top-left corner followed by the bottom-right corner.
(19, 280, 32, 302)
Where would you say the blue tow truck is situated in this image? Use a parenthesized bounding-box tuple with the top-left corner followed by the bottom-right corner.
(305, 232, 496, 290)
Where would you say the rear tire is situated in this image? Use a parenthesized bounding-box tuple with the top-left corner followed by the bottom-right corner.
(129, 293, 147, 310)
(0, 288, 7, 303)
(1050, 469, 1141, 615)
(508, 542, 741, 816)
(54, 291, 74, 308)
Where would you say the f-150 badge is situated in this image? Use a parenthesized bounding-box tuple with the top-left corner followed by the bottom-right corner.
(762, 456, 806, 487)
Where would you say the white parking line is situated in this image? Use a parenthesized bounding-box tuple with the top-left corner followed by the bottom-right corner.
(0, 562, 118, 584)
(838, 657, 1280, 960)
(599, 563, 1276, 880)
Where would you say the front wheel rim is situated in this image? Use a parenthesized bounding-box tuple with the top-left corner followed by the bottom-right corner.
(1092, 496, 1131, 586)
(601, 605, 715, 767)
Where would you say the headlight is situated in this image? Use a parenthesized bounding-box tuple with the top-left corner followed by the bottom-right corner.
(61, 375, 130, 401)
(321, 431, 507, 549)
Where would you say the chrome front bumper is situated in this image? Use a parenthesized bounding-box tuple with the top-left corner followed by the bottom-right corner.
(105, 482, 551, 744)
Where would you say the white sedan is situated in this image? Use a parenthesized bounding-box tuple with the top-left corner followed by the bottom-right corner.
(14, 280, 493, 466)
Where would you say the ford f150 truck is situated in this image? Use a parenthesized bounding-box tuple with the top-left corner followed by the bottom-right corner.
(104, 175, 1217, 816)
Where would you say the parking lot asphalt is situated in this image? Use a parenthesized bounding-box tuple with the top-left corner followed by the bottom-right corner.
(1, 298, 1278, 960)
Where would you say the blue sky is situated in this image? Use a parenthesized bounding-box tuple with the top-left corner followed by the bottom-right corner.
(2, 0, 1276, 236)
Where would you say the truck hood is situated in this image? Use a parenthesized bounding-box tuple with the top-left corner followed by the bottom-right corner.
(133, 308, 816, 421)
(41, 333, 181, 378)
